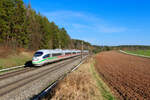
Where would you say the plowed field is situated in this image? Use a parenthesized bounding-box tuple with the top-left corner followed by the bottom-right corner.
(95, 51, 150, 100)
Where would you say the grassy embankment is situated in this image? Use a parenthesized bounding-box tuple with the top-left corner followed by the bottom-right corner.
(44, 57, 116, 100)
(0, 48, 33, 69)
(125, 50, 150, 57)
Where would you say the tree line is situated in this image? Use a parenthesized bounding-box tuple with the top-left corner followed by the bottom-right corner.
(91, 45, 150, 53)
(112, 45, 150, 50)
(3, 0, 146, 53)
(0, 0, 91, 50)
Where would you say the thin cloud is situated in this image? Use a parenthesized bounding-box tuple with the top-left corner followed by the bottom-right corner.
(43, 10, 103, 25)
(44, 10, 127, 33)
(98, 26, 127, 33)
(43, 10, 127, 45)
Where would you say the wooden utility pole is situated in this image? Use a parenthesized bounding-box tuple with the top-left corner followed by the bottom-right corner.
(88, 45, 90, 55)
(81, 41, 83, 59)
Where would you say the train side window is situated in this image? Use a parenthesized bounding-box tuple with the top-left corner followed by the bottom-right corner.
(52, 53, 62, 57)
(43, 54, 50, 59)
(65, 52, 71, 55)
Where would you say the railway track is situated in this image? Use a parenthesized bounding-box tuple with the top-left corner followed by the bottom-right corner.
(0, 56, 80, 97)
(0, 67, 35, 81)
(0, 56, 79, 81)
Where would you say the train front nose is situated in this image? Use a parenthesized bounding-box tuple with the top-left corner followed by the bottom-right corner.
(32, 57, 40, 64)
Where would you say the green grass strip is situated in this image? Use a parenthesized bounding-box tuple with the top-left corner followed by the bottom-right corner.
(90, 63, 116, 100)
(0, 55, 32, 69)
(125, 50, 150, 57)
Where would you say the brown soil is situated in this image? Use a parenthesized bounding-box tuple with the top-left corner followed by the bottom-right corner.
(95, 51, 150, 100)
(0, 47, 12, 58)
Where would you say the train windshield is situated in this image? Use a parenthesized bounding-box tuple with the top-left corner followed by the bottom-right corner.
(34, 52, 43, 57)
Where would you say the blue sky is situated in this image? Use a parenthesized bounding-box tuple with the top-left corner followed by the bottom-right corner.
(23, 0, 150, 46)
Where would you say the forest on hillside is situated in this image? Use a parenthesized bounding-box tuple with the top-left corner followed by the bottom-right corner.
(0, 0, 92, 50)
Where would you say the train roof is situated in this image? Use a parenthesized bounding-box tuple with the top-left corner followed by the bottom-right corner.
(36, 49, 62, 53)
(36, 49, 81, 54)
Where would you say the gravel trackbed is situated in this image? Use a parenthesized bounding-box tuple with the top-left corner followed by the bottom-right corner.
(95, 51, 150, 100)
(0, 57, 81, 100)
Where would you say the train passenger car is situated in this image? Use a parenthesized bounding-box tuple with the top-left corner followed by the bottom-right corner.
(32, 49, 81, 66)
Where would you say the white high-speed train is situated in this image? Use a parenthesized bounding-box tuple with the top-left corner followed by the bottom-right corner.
(32, 49, 88, 66)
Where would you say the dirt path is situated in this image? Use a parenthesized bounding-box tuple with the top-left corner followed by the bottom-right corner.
(95, 51, 150, 100)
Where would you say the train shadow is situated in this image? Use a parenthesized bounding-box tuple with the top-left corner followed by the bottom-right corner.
(24, 60, 34, 67)
(24, 60, 60, 68)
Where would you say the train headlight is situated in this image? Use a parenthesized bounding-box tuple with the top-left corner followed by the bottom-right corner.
(33, 58, 39, 61)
